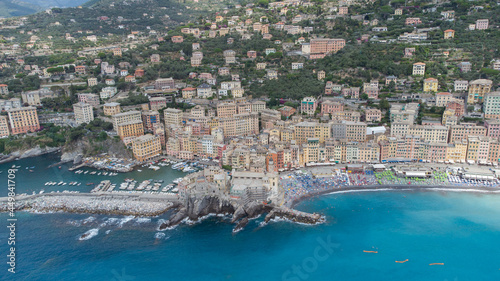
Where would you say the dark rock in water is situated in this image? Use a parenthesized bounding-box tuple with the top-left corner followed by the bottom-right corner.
(232, 201, 272, 223)
(160, 195, 235, 230)
(265, 207, 324, 224)
(233, 218, 249, 233)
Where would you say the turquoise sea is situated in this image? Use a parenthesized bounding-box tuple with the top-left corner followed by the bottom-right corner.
(1, 155, 500, 280)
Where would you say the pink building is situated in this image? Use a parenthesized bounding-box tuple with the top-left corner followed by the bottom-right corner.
(179, 151, 194, 160)
(405, 18, 422, 25)
(171, 36, 184, 43)
(365, 108, 382, 122)
(321, 101, 343, 115)
(342, 87, 360, 98)
(446, 101, 464, 117)
(365, 87, 379, 99)
(338, 6, 348, 15)
(149, 97, 167, 111)
(301, 97, 318, 115)
(427, 143, 447, 162)
(405, 47, 416, 58)
(77, 93, 100, 107)
(476, 19, 489, 30)
(485, 120, 500, 138)
(247, 51, 257, 58)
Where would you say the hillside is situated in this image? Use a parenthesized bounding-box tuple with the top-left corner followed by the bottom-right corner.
(0, 0, 88, 18)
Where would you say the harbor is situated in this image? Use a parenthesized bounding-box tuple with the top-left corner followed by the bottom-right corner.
(0, 154, 206, 198)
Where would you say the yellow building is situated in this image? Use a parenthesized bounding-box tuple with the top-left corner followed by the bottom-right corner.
(293, 122, 331, 144)
(442, 109, 457, 128)
(423, 78, 438, 92)
(443, 29, 455, 39)
(113, 48, 122, 56)
(117, 120, 144, 140)
(217, 103, 237, 118)
(164, 108, 183, 127)
(446, 140, 467, 162)
(112, 110, 141, 131)
(218, 113, 259, 137)
(409, 124, 448, 143)
(281, 129, 294, 143)
(0, 116, 10, 138)
(103, 102, 121, 116)
(467, 79, 493, 104)
(132, 134, 162, 162)
(7, 107, 40, 135)
(466, 136, 479, 161)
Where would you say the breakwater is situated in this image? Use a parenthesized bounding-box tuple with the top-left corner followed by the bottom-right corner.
(0, 192, 180, 216)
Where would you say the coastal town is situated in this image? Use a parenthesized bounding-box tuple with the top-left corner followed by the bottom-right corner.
(0, 0, 499, 222)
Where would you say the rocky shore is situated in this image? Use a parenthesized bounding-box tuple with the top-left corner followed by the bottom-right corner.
(0, 146, 61, 164)
(158, 195, 324, 232)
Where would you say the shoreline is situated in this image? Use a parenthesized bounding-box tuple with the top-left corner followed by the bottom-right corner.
(2, 184, 499, 218)
(0, 147, 61, 165)
(289, 184, 500, 208)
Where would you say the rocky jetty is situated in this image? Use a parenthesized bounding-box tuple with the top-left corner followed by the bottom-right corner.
(264, 207, 324, 225)
(159, 195, 323, 231)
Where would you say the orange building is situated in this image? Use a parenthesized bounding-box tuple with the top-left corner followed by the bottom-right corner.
(7, 107, 40, 135)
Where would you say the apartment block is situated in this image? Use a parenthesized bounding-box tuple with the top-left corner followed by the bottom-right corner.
(132, 134, 162, 162)
(449, 124, 487, 142)
(117, 120, 144, 139)
(218, 112, 259, 137)
(309, 38, 346, 59)
(0, 116, 10, 138)
(423, 78, 438, 92)
(301, 97, 318, 115)
(164, 108, 183, 127)
(476, 19, 489, 30)
(454, 80, 468, 92)
(412, 62, 426, 75)
(485, 119, 500, 138)
(154, 78, 175, 90)
(103, 102, 120, 116)
(446, 140, 468, 163)
(467, 79, 493, 104)
(331, 121, 366, 142)
(73, 102, 94, 125)
(217, 103, 237, 118)
(78, 93, 100, 107)
(142, 110, 160, 131)
(321, 101, 343, 115)
(483, 92, 500, 119)
(294, 122, 331, 144)
(18, 89, 38, 105)
(7, 107, 40, 135)
(182, 87, 196, 99)
(405, 18, 422, 25)
(331, 111, 361, 122)
(435, 92, 460, 107)
(112, 110, 141, 131)
(365, 108, 382, 122)
(390, 103, 419, 123)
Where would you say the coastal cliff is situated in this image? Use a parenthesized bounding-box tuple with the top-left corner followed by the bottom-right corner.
(0, 146, 60, 164)
(159, 195, 323, 232)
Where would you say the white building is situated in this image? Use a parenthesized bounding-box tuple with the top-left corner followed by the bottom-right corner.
(73, 102, 94, 125)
